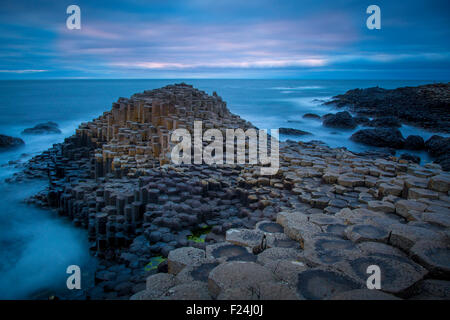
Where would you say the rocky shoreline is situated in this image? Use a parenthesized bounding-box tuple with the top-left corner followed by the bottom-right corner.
(325, 83, 450, 133)
(314, 83, 450, 170)
(8, 83, 450, 300)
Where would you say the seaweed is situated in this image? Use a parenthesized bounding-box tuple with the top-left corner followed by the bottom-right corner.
(144, 256, 166, 271)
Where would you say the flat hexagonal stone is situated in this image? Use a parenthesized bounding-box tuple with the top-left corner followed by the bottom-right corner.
(336, 254, 427, 295)
(344, 224, 390, 243)
(256, 247, 302, 266)
(336, 208, 387, 226)
(410, 240, 450, 277)
(161, 281, 212, 300)
(146, 273, 176, 292)
(130, 273, 176, 300)
(424, 203, 450, 214)
(255, 221, 284, 234)
(378, 183, 403, 197)
(357, 241, 405, 257)
(368, 201, 395, 213)
(389, 224, 444, 252)
(168, 246, 206, 275)
(277, 212, 322, 247)
(303, 236, 360, 266)
(405, 176, 429, 189)
(308, 214, 343, 227)
(395, 199, 427, 221)
(176, 261, 220, 284)
(296, 268, 363, 300)
(408, 188, 439, 200)
(421, 211, 450, 228)
(276, 211, 308, 227)
(330, 289, 401, 300)
(265, 259, 308, 286)
(217, 281, 300, 300)
(206, 242, 256, 262)
(266, 232, 301, 249)
(208, 262, 275, 298)
(337, 175, 365, 188)
(225, 228, 265, 248)
(428, 174, 450, 192)
(324, 224, 348, 237)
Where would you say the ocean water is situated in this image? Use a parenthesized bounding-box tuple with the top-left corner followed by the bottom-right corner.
(0, 79, 447, 299)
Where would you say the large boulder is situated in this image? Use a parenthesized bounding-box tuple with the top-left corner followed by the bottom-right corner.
(425, 135, 450, 157)
(22, 121, 61, 134)
(0, 134, 25, 148)
(425, 135, 450, 171)
(404, 135, 425, 150)
(322, 111, 357, 129)
(350, 128, 405, 148)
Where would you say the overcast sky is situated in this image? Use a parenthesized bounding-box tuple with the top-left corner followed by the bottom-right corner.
(0, 0, 449, 79)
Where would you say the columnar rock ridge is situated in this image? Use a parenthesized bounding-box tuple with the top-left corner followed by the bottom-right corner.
(13, 84, 450, 300)
(74, 83, 253, 178)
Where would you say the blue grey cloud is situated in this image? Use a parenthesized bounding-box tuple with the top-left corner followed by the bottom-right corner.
(0, 0, 448, 79)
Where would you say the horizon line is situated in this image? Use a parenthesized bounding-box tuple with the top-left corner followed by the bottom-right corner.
(0, 78, 448, 82)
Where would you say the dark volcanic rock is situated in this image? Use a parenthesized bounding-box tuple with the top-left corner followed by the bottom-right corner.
(400, 153, 421, 164)
(404, 135, 425, 150)
(425, 135, 450, 157)
(325, 83, 450, 132)
(351, 128, 405, 149)
(279, 128, 311, 136)
(303, 113, 321, 120)
(22, 121, 61, 135)
(425, 135, 450, 171)
(436, 158, 450, 172)
(367, 116, 402, 128)
(0, 134, 25, 148)
(322, 111, 357, 129)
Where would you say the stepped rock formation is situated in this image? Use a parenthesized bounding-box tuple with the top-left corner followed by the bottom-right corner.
(10, 84, 450, 300)
(73, 83, 253, 178)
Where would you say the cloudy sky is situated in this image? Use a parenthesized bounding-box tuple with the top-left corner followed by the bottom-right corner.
(0, 0, 449, 79)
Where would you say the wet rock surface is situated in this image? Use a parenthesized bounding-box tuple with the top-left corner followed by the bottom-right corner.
(425, 135, 450, 171)
(8, 83, 450, 300)
(22, 121, 61, 134)
(325, 83, 450, 133)
(404, 135, 425, 150)
(350, 128, 405, 149)
(322, 111, 356, 129)
(0, 134, 24, 148)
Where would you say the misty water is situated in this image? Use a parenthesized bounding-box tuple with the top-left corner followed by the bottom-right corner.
(0, 79, 447, 299)
(0, 140, 96, 299)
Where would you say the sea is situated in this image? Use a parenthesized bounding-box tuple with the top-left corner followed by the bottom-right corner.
(0, 79, 447, 299)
